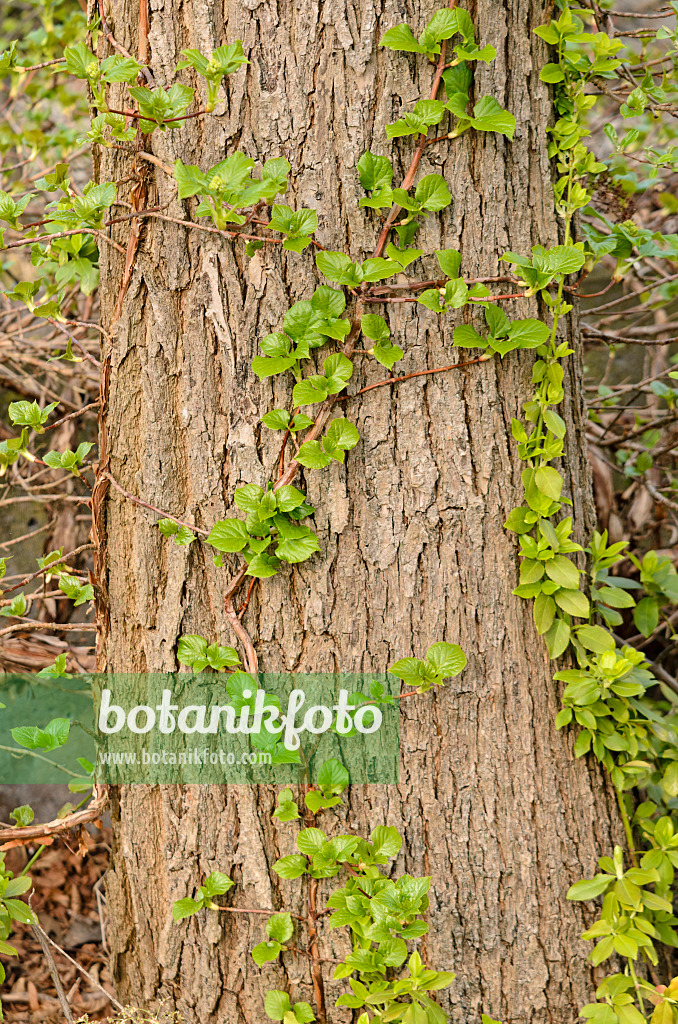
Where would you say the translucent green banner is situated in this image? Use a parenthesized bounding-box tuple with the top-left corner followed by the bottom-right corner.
(0, 673, 401, 785)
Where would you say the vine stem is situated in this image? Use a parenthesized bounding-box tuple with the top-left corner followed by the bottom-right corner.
(104, 471, 210, 536)
(42, 401, 101, 432)
(336, 353, 492, 398)
(46, 318, 102, 367)
(2, 227, 126, 255)
(615, 787, 638, 869)
(216, 905, 307, 922)
(1, 542, 94, 595)
(372, 0, 457, 260)
(220, 0, 458, 659)
(307, 876, 327, 1024)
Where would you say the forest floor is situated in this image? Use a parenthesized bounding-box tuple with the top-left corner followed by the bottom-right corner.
(1, 827, 114, 1023)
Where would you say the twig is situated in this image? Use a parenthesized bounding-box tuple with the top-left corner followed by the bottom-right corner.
(0, 520, 53, 550)
(99, 3, 154, 87)
(46, 318, 102, 367)
(34, 920, 124, 1012)
(1, 543, 94, 595)
(129, 210, 283, 245)
(216, 905, 307, 922)
(337, 353, 492, 399)
(106, 106, 210, 123)
(42, 401, 101, 432)
(30, 905, 75, 1024)
(645, 479, 678, 514)
(0, 621, 96, 639)
(372, 13, 456, 259)
(2, 227, 126, 255)
(104, 470, 210, 536)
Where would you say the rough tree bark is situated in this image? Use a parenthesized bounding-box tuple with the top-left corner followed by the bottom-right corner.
(92, 0, 620, 1020)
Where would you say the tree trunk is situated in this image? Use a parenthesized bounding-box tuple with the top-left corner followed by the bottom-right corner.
(93, 0, 619, 1020)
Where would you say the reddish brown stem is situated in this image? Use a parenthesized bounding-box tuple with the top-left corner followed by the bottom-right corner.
(216, 906, 307, 922)
(104, 471, 209, 536)
(42, 401, 100, 432)
(372, 4, 456, 259)
(2, 543, 94, 595)
(308, 877, 327, 1024)
(337, 353, 492, 399)
(106, 107, 209, 123)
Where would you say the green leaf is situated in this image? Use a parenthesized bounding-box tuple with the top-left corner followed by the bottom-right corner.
(234, 484, 265, 512)
(543, 245, 585, 275)
(293, 377, 329, 406)
(296, 441, 332, 469)
(311, 286, 346, 318)
(567, 874, 613, 900)
(9, 805, 34, 828)
(469, 96, 516, 139)
(203, 871, 234, 896)
(262, 410, 290, 431)
(425, 641, 466, 679)
(370, 825, 403, 858)
(379, 24, 425, 53)
(435, 248, 462, 278)
(297, 827, 327, 854)
(544, 555, 580, 590)
(595, 586, 635, 610)
(293, 1003, 316, 1024)
(276, 485, 308, 513)
(534, 466, 563, 501)
(361, 314, 390, 344)
(251, 355, 296, 379)
(252, 939, 283, 966)
(421, 9, 463, 48)
(323, 418, 359, 462)
(208, 518, 249, 552)
(506, 318, 550, 349)
(534, 593, 556, 635)
(316, 251, 362, 288)
(576, 625, 615, 654)
(544, 617, 571, 659)
(357, 152, 393, 191)
(158, 518, 195, 546)
(272, 855, 308, 879)
(177, 634, 208, 668)
(373, 341, 404, 369)
(276, 532, 320, 564)
(265, 991, 293, 1021)
(324, 353, 354, 392)
(633, 596, 659, 638)
(12, 718, 69, 752)
(414, 174, 451, 212)
(453, 324, 485, 348)
(172, 897, 201, 922)
(317, 758, 349, 793)
(540, 63, 565, 83)
(267, 912, 294, 943)
(360, 258, 401, 282)
(555, 588, 590, 618)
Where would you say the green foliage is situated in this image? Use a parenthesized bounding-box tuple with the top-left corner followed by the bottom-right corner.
(158, 518, 196, 546)
(172, 871, 234, 921)
(177, 41, 248, 111)
(174, 154, 289, 229)
(177, 634, 241, 672)
(389, 642, 467, 693)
